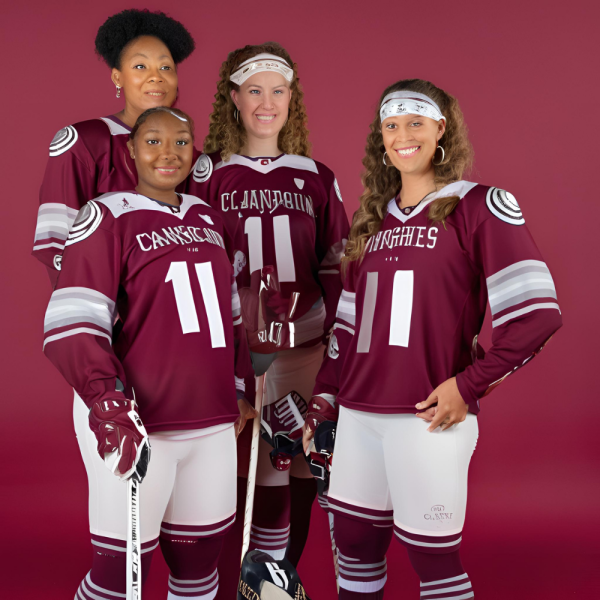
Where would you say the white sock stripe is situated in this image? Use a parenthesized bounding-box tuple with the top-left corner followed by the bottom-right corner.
(166, 585, 219, 600)
(338, 574, 387, 593)
(250, 537, 289, 546)
(338, 565, 388, 578)
(395, 531, 462, 548)
(81, 579, 123, 600)
(249, 530, 290, 539)
(337, 558, 386, 569)
(421, 593, 474, 600)
(421, 574, 469, 587)
(169, 569, 218, 585)
(161, 516, 235, 537)
(254, 547, 286, 560)
(169, 577, 219, 594)
(421, 582, 473, 596)
(250, 524, 290, 533)
(337, 552, 360, 562)
(85, 573, 127, 597)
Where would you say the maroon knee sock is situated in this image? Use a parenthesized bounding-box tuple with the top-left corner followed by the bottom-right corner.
(250, 484, 290, 560)
(286, 476, 317, 568)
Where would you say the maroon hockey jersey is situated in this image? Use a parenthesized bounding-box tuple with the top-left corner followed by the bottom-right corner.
(32, 116, 196, 283)
(43, 192, 249, 432)
(187, 152, 350, 348)
(314, 181, 562, 414)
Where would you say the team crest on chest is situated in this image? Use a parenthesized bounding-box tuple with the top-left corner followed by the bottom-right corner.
(192, 154, 213, 183)
(486, 187, 524, 225)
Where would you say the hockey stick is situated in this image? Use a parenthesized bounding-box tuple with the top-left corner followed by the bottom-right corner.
(126, 477, 142, 600)
(241, 373, 266, 564)
(328, 511, 340, 592)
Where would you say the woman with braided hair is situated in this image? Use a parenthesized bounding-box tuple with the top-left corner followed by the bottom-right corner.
(304, 78, 562, 599)
(32, 9, 195, 285)
(187, 41, 349, 595)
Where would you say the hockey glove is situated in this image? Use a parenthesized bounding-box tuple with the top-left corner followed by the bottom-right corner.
(89, 399, 150, 482)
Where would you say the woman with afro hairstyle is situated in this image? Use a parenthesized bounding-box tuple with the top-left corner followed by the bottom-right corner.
(32, 9, 195, 286)
(187, 42, 349, 595)
(304, 79, 562, 599)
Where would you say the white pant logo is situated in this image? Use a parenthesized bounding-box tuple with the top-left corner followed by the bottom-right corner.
(266, 562, 289, 589)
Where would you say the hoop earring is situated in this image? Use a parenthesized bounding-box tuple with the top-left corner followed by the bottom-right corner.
(433, 145, 445, 166)
(234, 108, 240, 124)
(383, 151, 389, 166)
(116, 86, 121, 99)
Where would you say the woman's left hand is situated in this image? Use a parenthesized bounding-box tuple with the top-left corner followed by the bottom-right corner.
(415, 377, 468, 432)
(234, 398, 258, 438)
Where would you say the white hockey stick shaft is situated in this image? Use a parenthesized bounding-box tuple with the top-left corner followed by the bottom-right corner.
(126, 477, 142, 600)
(241, 373, 266, 564)
(328, 511, 339, 592)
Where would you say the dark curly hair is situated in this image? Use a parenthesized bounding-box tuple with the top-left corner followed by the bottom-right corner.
(95, 9, 195, 69)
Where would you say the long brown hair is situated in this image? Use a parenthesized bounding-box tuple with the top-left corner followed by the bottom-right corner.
(344, 79, 473, 264)
(203, 42, 311, 161)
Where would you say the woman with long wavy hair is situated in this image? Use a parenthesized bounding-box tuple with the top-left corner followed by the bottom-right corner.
(187, 41, 349, 592)
(303, 79, 562, 599)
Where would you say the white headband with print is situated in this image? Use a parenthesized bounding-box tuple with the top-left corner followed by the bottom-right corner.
(230, 53, 294, 86)
(380, 91, 445, 123)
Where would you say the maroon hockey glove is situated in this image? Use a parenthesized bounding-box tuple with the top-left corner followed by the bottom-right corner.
(89, 399, 150, 481)
(304, 395, 339, 433)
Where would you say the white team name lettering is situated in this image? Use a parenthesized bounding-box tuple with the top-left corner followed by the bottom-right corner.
(219, 188, 315, 217)
(136, 226, 225, 251)
(367, 225, 439, 253)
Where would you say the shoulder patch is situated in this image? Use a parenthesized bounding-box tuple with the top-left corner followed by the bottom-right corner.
(486, 187, 525, 226)
(193, 154, 213, 183)
(333, 178, 343, 202)
(65, 201, 103, 246)
(49, 125, 78, 157)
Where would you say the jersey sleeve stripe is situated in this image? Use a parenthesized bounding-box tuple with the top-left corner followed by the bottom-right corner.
(491, 302, 561, 328)
(333, 322, 355, 336)
(486, 260, 558, 319)
(33, 203, 79, 246)
(291, 299, 326, 346)
(43, 327, 112, 350)
(336, 290, 356, 327)
(44, 287, 116, 343)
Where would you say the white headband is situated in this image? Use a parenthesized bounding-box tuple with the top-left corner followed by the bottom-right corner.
(380, 91, 445, 123)
(230, 53, 294, 86)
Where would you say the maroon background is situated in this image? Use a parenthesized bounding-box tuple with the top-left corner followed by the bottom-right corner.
(1, 1, 598, 598)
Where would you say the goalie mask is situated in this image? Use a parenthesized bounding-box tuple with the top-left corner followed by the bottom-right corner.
(238, 550, 308, 600)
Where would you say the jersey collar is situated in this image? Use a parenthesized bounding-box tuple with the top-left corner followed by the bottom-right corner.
(386, 180, 478, 223)
(214, 153, 319, 175)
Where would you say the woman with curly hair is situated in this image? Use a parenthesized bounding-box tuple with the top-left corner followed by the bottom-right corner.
(32, 9, 195, 285)
(304, 79, 562, 598)
(187, 41, 349, 585)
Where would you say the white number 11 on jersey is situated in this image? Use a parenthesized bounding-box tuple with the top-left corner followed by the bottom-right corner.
(165, 261, 226, 348)
(357, 270, 414, 353)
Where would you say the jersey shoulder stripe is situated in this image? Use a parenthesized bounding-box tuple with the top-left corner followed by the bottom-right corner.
(65, 200, 103, 246)
(48, 117, 122, 158)
(192, 153, 214, 183)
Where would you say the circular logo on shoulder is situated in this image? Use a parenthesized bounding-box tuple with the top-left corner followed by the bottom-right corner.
(333, 178, 343, 202)
(485, 187, 524, 225)
(193, 153, 213, 183)
(49, 125, 78, 157)
(65, 201, 103, 246)
(53, 254, 62, 271)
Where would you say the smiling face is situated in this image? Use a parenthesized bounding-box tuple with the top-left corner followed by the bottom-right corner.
(231, 70, 292, 145)
(112, 36, 178, 114)
(127, 111, 193, 202)
(381, 113, 445, 177)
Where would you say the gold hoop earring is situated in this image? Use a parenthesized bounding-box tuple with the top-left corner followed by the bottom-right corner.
(432, 145, 445, 166)
(234, 108, 240, 123)
(116, 85, 121, 99)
